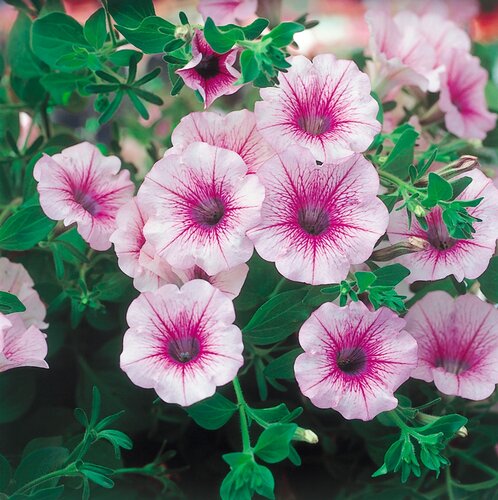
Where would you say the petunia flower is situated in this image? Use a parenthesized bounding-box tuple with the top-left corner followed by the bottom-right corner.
(405, 291, 498, 400)
(34, 142, 134, 251)
(176, 30, 241, 109)
(294, 301, 417, 421)
(0, 257, 47, 330)
(0, 313, 48, 373)
(141, 142, 264, 275)
(387, 170, 498, 282)
(120, 280, 244, 406)
(167, 110, 275, 174)
(247, 145, 388, 285)
(254, 54, 380, 162)
(439, 49, 497, 140)
(197, 0, 257, 25)
(111, 197, 249, 298)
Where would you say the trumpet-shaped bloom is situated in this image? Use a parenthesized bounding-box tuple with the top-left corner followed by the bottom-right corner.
(34, 142, 134, 251)
(176, 30, 240, 109)
(198, 0, 257, 24)
(168, 110, 274, 174)
(406, 292, 498, 400)
(141, 142, 264, 275)
(294, 301, 417, 420)
(0, 257, 47, 329)
(120, 280, 244, 406)
(0, 313, 48, 373)
(439, 49, 497, 140)
(248, 146, 388, 285)
(254, 54, 380, 162)
(387, 170, 498, 282)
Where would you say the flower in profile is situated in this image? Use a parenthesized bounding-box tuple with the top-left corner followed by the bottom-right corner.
(387, 170, 498, 282)
(168, 110, 274, 174)
(439, 49, 496, 140)
(34, 142, 134, 251)
(0, 257, 47, 329)
(294, 301, 417, 420)
(198, 0, 257, 24)
(120, 280, 244, 406)
(0, 313, 48, 373)
(254, 54, 380, 162)
(141, 142, 264, 275)
(406, 291, 498, 400)
(176, 30, 240, 109)
(248, 145, 388, 285)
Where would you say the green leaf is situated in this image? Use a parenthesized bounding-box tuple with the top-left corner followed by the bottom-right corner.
(383, 126, 419, 179)
(0, 454, 11, 492)
(107, 0, 155, 28)
(248, 404, 302, 426)
(355, 271, 377, 293)
(204, 17, 244, 53)
(254, 423, 298, 464)
(187, 392, 237, 430)
(372, 264, 410, 287)
(243, 288, 311, 345)
(79, 463, 114, 489)
(263, 22, 304, 48)
(0, 206, 56, 250)
(479, 256, 498, 302)
(31, 13, 93, 70)
(116, 16, 175, 54)
(14, 447, 70, 491)
(0, 291, 26, 314)
(40, 72, 92, 105)
(427, 173, 453, 202)
(450, 176, 472, 199)
(84, 8, 107, 49)
(108, 49, 143, 66)
(264, 349, 302, 380)
(237, 50, 260, 84)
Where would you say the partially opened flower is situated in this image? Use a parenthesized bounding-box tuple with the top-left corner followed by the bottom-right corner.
(248, 145, 388, 285)
(34, 142, 134, 251)
(387, 170, 498, 282)
(0, 257, 47, 329)
(176, 30, 240, 109)
(0, 313, 48, 373)
(168, 110, 274, 174)
(198, 0, 257, 24)
(120, 280, 244, 406)
(254, 54, 380, 162)
(295, 301, 417, 420)
(406, 292, 498, 400)
(439, 49, 496, 140)
(141, 142, 264, 275)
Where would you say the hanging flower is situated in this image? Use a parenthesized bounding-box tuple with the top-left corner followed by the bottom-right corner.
(197, 0, 257, 25)
(176, 30, 241, 109)
(439, 49, 497, 140)
(34, 142, 134, 251)
(294, 301, 417, 421)
(120, 280, 244, 406)
(254, 54, 380, 162)
(0, 313, 48, 373)
(167, 110, 275, 174)
(141, 142, 264, 275)
(248, 145, 388, 285)
(0, 257, 47, 330)
(405, 291, 498, 400)
(387, 170, 498, 282)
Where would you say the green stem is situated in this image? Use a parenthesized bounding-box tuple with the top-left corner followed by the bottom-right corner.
(233, 377, 251, 452)
(378, 170, 419, 195)
(446, 467, 456, 500)
(0, 198, 22, 225)
(12, 464, 79, 496)
(451, 449, 498, 478)
(102, 0, 117, 47)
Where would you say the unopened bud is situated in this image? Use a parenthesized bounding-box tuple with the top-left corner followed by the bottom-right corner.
(456, 426, 468, 438)
(175, 25, 192, 40)
(413, 205, 427, 218)
(371, 237, 429, 261)
(293, 427, 319, 444)
(438, 155, 480, 181)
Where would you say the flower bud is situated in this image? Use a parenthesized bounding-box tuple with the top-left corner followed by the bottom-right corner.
(438, 155, 480, 181)
(293, 427, 319, 444)
(371, 237, 429, 261)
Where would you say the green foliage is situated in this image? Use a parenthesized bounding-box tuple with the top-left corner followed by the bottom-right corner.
(381, 125, 420, 179)
(187, 392, 238, 430)
(0, 291, 26, 314)
(115, 17, 175, 54)
(253, 423, 298, 464)
(478, 256, 498, 302)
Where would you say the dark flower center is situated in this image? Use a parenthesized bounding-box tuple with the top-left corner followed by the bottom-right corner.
(336, 347, 367, 375)
(74, 189, 100, 216)
(297, 114, 332, 136)
(193, 197, 225, 227)
(192, 266, 211, 281)
(435, 357, 470, 375)
(426, 224, 456, 251)
(298, 205, 330, 236)
(195, 54, 220, 79)
(168, 336, 201, 364)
